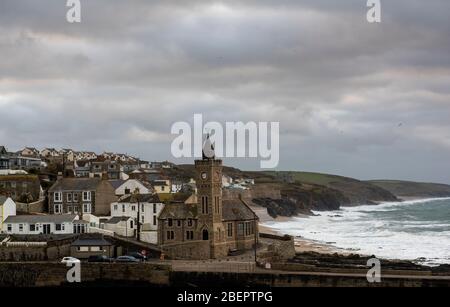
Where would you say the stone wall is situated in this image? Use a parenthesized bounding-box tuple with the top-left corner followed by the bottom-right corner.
(16, 199, 45, 213)
(0, 244, 71, 261)
(0, 263, 171, 287)
(258, 233, 296, 262)
(0, 262, 448, 287)
(161, 241, 211, 260)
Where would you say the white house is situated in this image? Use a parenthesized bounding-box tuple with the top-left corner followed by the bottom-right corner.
(104, 216, 135, 237)
(0, 196, 16, 231)
(2, 214, 88, 235)
(152, 180, 171, 193)
(110, 194, 164, 243)
(115, 179, 154, 196)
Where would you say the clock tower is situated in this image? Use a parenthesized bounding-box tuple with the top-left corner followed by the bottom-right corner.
(195, 135, 225, 258)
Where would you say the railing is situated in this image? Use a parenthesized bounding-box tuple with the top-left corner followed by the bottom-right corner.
(5, 241, 47, 247)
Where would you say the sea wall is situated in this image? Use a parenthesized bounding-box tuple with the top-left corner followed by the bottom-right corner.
(0, 263, 171, 287)
(0, 262, 447, 287)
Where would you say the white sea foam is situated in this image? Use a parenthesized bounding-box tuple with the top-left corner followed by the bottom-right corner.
(262, 197, 450, 266)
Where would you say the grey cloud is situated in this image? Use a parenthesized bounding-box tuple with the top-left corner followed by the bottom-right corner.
(0, 0, 449, 183)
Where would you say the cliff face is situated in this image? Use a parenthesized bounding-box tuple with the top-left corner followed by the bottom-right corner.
(224, 182, 348, 218)
(173, 166, 403, 218)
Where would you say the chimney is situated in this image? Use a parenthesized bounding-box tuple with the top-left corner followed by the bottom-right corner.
(57, 172, 63, 180)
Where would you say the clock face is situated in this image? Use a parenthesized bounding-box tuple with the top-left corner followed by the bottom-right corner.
(201, 172, 208, 180)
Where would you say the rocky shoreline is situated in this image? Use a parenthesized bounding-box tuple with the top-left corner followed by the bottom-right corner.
(257, 196, 450, 269)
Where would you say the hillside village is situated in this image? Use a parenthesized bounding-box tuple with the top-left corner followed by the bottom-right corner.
(0, 144, 264, 261)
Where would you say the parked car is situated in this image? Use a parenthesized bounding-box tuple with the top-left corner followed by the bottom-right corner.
(127, 252, 147, 262)
(88, 255, 113, 263)
(115, 256, 139, 263)
(61, 257, 80, 264)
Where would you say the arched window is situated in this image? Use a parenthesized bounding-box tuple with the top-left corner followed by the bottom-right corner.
(202, 229, 209, 240)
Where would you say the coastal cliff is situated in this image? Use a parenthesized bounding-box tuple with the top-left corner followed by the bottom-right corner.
(170, 165, 450, 218)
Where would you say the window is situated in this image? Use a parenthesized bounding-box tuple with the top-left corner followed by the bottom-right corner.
(73, 206, 79, 214)
(11, 182, 16, 188)
(177, 220, 181, 227)
(73, 193, 79, 202)
(168, 219, 173, 227)
(237, 223, 244, 236)
(67, 206, 73, 213)
(54, 192, 62, 202)
(130, 205, 135, 211)
(166, 231, 175, 240)
(82, 191, 91, 201)
(153, 204, 157, 214)
(227, 223, 233, 237)
(202, 229, 209, 240)
(187, 219, 193, 227)
(90, 246, 100, 252)
(113, 204, 118, 211)
(122, 204, 125, 213)
(201, 196, 209, 214)
(186, 231, 194, 240)
(141, 215, 144, 223)
(19, 224, 24, 232)
(161, 186, 165, 192)
(153, 215, 157, 226)
(78, 246, 89, 252)
(141, 204, 144, 212)
(54, 204, 62, 214)
(55, 224, 62, 231)
(67, 193, 72, 202)
(29, 224, 36, 232)
(125, 188, 130, 194)
(245, 222, 251, 236)
(83, 203, 91, 213)
(7, 224, 12, 232)
(22, 182, 27, 189)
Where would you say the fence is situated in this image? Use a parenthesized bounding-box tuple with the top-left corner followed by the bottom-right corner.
(171, 260, 256, 273)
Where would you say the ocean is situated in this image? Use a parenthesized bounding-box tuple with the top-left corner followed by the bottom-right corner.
(262, 197, 450, 266)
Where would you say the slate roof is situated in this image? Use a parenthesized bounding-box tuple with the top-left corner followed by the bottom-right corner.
(158, 202, 198, 220)
(222, 199, 257, 221)
(71, 238, 112, 247)
(158, 193, 193, 203)
(109, 179, 126, 189)
(0, 196, 8, 205)
(48, 178, 101, 192)
(105, 216, 133, 224)
(118, 193, 161, 203)
(4, 214, 78, 224)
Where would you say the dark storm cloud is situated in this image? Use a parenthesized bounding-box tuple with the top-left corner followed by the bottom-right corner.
(0, 0, 450, 183)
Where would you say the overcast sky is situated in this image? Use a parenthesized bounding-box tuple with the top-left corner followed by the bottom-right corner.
(1, 0, 449, 183)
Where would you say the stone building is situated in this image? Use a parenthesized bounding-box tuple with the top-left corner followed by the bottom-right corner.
(48, 177, 117, 216)
(0, 174, 43, 202)
(157, 139, 259, 259)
